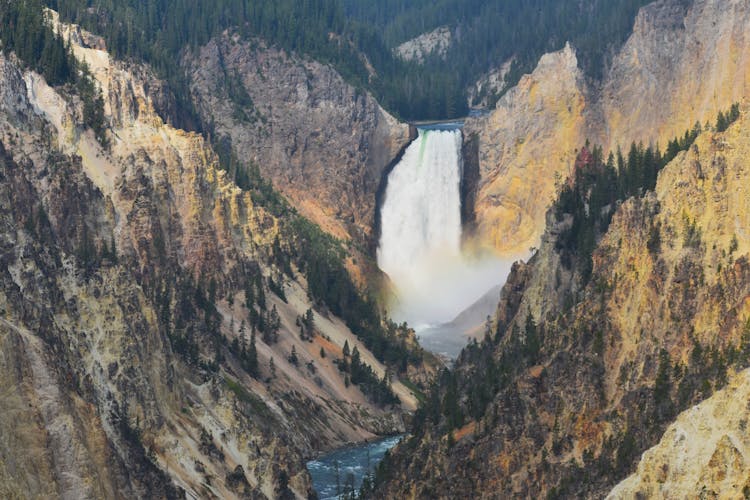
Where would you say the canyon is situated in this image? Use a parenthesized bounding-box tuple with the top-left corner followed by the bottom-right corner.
(371, 0, 750, 495)
(376, 98, 750, 498)
(2, 0, 750, 498)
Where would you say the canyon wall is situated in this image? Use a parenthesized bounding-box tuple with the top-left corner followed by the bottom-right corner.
(467, 0, 750, 258)
(376, 97, 750, 498)
(186, 34, 411, 246)
(464, 42, 589, 256)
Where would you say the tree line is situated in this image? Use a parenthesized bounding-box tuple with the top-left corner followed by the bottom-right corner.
(344, 0, 657, 116)
(46, 0, 657, 122)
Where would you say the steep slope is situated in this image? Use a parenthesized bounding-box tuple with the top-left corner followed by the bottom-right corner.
(466, 0, 750, 258)
(601, 0, 750, 153)
(373, 105, 750, 498)
(186, 34, 411, 246)
(0, 13, 428, 499)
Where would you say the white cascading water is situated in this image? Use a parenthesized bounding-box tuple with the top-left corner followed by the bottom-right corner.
(378, 128, 513, 328)
(378, 128, 463, 289)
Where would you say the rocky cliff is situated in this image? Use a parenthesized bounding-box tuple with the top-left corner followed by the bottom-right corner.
(466, 58, 513, 109)
(601, 0, 750, 154)
(464, 42, 589, 257)
(186, 34, 411, 247)
(373, 103, 750, 498)
(466, 0, 750, 258)
(0, 13, 427, 499)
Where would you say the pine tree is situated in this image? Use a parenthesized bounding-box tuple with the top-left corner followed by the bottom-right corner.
(109, 235, 117, 263)
(239, 320, 247, 353)
(524, 312, 540, 362)
(247, 330, 258, 376)
(350, 346, 362, 384)
(288, 345, 299, 366)
(729, 102, 740, 123)
(716, 110, 728, 132)
(304, 307, 314, 334)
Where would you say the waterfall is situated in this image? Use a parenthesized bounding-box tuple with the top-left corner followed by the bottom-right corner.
(378, 126, 516, 329)
(377, 127, 505, 328)
(377, 128, 463, 292)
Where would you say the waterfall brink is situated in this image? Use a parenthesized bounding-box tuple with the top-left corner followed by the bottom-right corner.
(378, 127, 511, 328)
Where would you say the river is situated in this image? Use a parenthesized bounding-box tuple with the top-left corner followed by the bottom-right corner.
(307, 435, 404, 499)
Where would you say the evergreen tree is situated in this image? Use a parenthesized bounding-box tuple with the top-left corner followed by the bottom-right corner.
(523, 312, 540, 362)
(304, 307, 314, 333)
(716, 111, 728, 132)
(288, 345, 299, 366)
(239, 320, 247, 352)
(247, 330, 258, 376)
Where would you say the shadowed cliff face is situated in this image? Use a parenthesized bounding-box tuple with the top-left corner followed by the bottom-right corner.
(374, 104, 750, 498)
(0, 14, 427, 499)
(466, 0, 750, 259)
(186, 34, 411, 246)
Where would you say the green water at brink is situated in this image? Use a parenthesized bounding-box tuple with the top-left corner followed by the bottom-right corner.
(417, 129, 430, 170)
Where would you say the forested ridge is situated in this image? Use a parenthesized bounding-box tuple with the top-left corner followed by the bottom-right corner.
(346, 0, 663, 113)
(43, 0, 662, 121)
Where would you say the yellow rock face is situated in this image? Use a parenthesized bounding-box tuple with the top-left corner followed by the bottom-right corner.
(466, 43, 588, 257)
(598, 106, 750, 499)
(589, 102, 750, 400)
(601, 0, 750, 155)
(458, 102, 750, 498)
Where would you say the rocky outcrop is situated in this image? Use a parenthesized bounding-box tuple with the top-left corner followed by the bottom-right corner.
(186, 34, 411, 245)
(608, 369, 750, 499)
(395, 26, 453, 63)
(466, 0, 750, 258)
(466, 58, 513, 109)
(0, 15, 424, 499)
